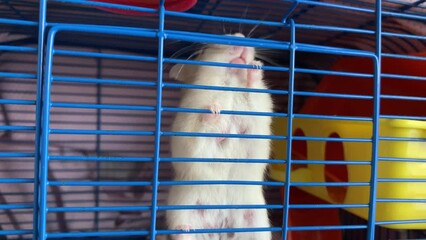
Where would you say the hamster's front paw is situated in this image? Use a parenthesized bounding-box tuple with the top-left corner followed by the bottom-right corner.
(247, 60, 263, 88)
(201, 102, 221, 123)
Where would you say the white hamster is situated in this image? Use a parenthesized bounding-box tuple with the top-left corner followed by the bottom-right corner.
(166, 33, 273, 240)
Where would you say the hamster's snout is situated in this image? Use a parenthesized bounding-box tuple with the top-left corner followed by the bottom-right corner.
(230, 46, 254, 65)
(228, 33, 255, 64)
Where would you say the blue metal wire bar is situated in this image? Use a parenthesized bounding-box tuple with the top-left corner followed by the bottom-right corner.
(382, 32, 426, 41)
(52, 76, 157, 88)
(380, 115, 426, 121)
(0, 204, 33, 210)
(0, 72, 36, 79)
(166, 57, 290, 70)
(289, 160, 371, 165)
(149, 1, 166, 239)
(48, 206, 151, 212)
(0, 99, 36, 105)
(294, 91, 373, 100)
(382, 53, 426, 61)
(161, 158, 371, 165)
(0, 152, 34, 157)
(0, 178, 34, 183)
(159, 227, 281, 235)
(51, 102, 156, 111)
(46, 180, 290, 187)
(49, 156, 153, 162)
(0, 17, 37, 26)
(49, 129, 154, 135)
(295, 23, 374, 34)
(53, 49, 374, 79)
(382, 10, 426, 20)
(290, 182, 369, 187)
(54, 49, 157, 62)
(288, 225, 367, 231)
(379, 137, 425, 142)
(366, 0, 382, 238)
(163, 107, 285, 117)
(379, 157, 426, 163)
(376, 220, 426, 225)
(165, 10, 284, 28)
(0, 230, 33, 236)
(0, 45, 37, 52)
(292, 136, 371, 142)
(38, 15, 57, 239)
(47, 230, 150, 238)
(52, 76, 285, 95)
(378, 178, 426, 183)
(381, 73, 426, 81)
(41, 23, 378, 59)
(48, 204, 286, 213)
(162, 131, 286, 140)
(377, 198, 426, 203)
(0, 126, 35, 131)
(158, 205, 284, 211)
(163, 82, 287, 95)
(289, 204, 368, 209)
(48, 181, 152, 187)
(295, 67, 373, 78)
(381, 95, 426, 101)
(294, 113, 372, 121)
(281, 19, 296, 240)
(48, 156, 372, 165)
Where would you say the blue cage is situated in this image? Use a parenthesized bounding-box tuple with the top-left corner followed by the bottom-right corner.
(0, 0, 425, 239)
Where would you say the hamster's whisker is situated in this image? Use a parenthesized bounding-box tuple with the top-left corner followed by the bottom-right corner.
(240, 6, 249, 34)
(173, 49, 204, 80)
(247, 23, 260, 38)
(248, 11, 271, 38)
(256, 54, 281, 67)
(258, 33, 276, 40)
(169, 43, 203, 59)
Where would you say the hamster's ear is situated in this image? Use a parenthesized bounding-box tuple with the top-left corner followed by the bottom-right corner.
(169, 64, 185, 81)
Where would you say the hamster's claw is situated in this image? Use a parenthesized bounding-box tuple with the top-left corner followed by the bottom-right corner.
(176, 225, 192, 232)
(172, 225, 193, 240)
(251, 60, 263, 69)
(209, 103, 221, 115)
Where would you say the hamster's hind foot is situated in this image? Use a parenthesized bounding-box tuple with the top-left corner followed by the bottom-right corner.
(171, 225, 193, 240)
(172, 235, 193, 240)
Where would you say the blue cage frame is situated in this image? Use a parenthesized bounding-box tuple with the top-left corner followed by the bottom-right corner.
(0, 0, 425, 239)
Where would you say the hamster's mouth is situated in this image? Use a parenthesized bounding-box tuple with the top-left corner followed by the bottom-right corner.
(231, 57, 246, 65)
(230, 46, 252, 65)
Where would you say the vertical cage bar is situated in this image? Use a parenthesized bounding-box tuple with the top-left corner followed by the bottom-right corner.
(149, 0, 166, 239)
(366, 0, 382, 239)
(281, 19, 296, 240)
(38, 29, 57, 240)
(94, 52, 102, 231)
(34, 0, 47, 239)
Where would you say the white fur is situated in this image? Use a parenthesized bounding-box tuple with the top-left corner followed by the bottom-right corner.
(166, 33, 273, 240)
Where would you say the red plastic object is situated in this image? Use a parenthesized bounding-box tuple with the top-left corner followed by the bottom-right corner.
(300, 52, 426, 117)
(281, 187, 342, 240)
(91, 0, 197, 16)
